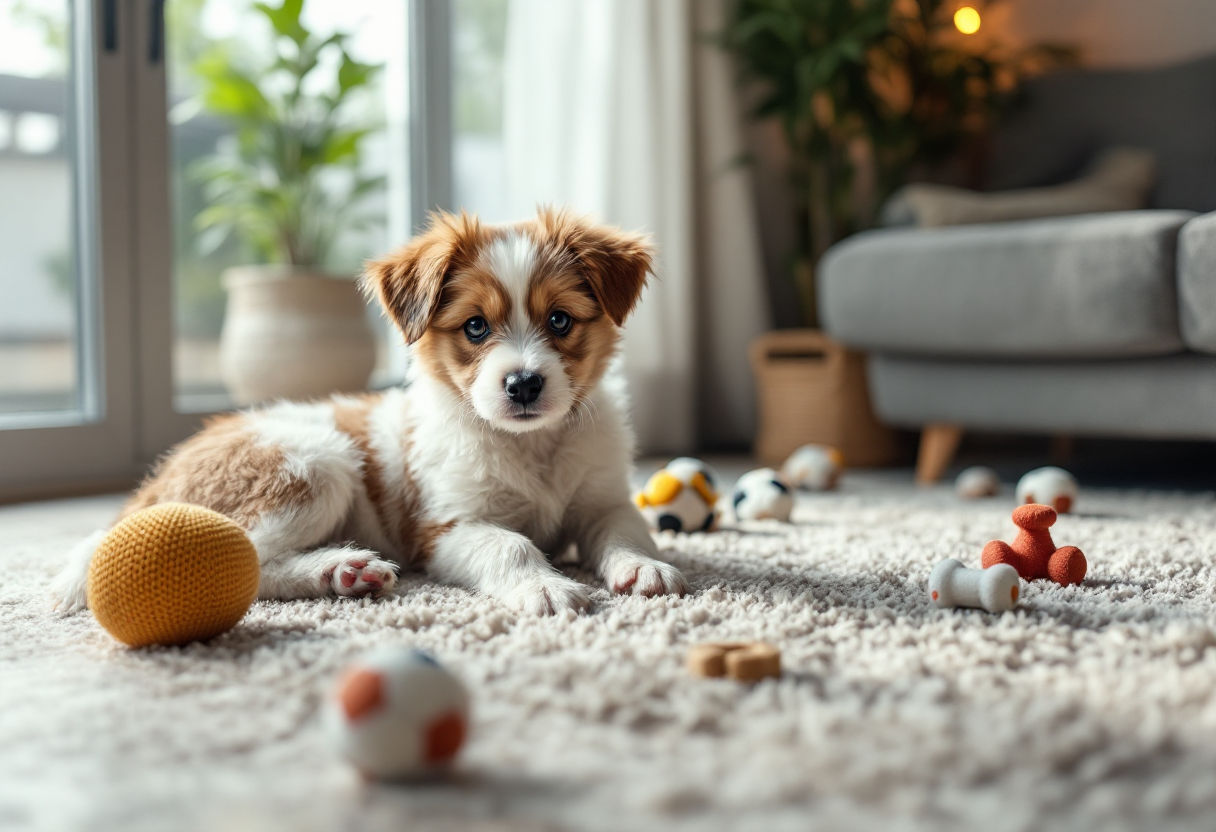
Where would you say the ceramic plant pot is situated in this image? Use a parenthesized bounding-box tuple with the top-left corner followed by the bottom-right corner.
(219, 265, 377, 406)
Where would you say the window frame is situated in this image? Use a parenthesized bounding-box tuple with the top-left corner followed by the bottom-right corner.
(0, 0, 140, 500)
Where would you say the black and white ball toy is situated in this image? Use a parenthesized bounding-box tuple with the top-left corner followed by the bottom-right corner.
(635, 457, 720, 533)
(731, 468, 794, 522)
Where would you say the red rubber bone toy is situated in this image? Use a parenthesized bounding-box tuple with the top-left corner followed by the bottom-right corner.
(982, 504, 1086, 586)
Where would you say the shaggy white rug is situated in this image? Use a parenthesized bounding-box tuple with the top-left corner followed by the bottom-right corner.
(5, 470, 1216, 832)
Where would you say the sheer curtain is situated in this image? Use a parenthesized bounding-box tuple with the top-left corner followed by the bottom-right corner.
(501, 0, 769, 454)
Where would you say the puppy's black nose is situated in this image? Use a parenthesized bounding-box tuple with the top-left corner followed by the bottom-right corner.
(504, 371, 544, 405)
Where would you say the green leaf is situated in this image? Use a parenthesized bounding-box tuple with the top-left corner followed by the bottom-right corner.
(321, 128, 370, 165)
(337, 52, 378, 95)
(253, 0, 307, 45)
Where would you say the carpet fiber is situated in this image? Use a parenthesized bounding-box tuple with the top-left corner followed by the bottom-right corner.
(5, 471, 1216, 832)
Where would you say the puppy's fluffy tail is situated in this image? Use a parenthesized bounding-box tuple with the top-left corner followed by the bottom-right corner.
(49, 529, 107, 613)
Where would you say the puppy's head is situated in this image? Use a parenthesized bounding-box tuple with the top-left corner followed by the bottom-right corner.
(363, 208, 652, 433)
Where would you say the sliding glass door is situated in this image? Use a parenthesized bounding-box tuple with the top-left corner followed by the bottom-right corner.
(0, 0, 438, 500)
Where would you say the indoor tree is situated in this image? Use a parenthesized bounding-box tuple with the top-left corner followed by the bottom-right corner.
(719, 0, 1074, 324)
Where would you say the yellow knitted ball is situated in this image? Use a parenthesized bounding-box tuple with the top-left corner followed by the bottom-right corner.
(87, 503, 260, 648)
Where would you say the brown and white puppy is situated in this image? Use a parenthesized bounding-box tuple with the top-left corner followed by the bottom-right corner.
(50, 208, 688, 615)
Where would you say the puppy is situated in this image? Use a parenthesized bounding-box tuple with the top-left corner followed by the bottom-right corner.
(50, 208, 688, 615)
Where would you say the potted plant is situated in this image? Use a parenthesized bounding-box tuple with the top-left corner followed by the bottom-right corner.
(719, 0, 1073, 465)
(190, 0, 385, 405)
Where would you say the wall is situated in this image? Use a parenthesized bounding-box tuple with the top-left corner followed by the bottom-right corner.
(992, 0, 1216, 68)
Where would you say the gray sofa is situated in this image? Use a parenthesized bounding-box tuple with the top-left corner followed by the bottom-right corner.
(818, 55, 1216, 481)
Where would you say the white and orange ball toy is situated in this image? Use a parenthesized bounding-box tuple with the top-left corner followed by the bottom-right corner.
(326, 648, 469, 779)
(1016, 466, 1078, 513)
(634, 457, 720, 533)
(781, 444, 844, 491)
(955, 466, 1001, 499)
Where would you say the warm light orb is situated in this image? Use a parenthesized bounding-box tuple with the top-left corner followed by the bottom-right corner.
(954, 6, 981, 34)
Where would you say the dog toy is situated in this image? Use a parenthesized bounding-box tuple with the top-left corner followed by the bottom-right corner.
(928, 559, 1021, 612)
(955, 466, 1000, 499)
(982, 504, 1087, 586)
(1016, 466, 1077, 513)
(781, 444, 843, 491)
(731, 468, 794, 522)
(635, 457, 719, 533)
(326, 648, 469, 779)
(86, 503, 259, 648)
(687, 642, 781, 682)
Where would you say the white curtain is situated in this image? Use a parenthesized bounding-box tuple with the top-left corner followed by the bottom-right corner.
(501, 0, 770, 454)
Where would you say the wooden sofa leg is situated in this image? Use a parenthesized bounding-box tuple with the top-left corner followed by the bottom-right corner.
(916, 423, 963, 485)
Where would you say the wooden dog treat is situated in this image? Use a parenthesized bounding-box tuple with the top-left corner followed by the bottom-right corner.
(688, 641, 781, 682)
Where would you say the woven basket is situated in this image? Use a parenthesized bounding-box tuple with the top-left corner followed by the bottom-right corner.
(749, 329, 897, 467)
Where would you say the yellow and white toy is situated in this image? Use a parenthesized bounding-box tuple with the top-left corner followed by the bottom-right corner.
(326, 648, 469, 780)
(781, 444, 844, 491)
(731, 468, 794, 522)
(1016, 466, 1078, 513)
(634, 457, 720, 533)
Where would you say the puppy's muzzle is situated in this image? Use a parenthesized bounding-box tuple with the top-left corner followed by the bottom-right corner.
(504, 371, 544, 405)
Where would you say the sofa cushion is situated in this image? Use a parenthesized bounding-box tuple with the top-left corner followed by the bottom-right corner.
(885, 147, 1156, 228)
(819, 211, 1193, 359)
(1178, 211, 1216, 354)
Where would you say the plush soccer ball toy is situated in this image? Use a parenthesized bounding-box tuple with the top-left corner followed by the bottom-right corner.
(731, 468, 794, 522)
(955, 466, 1001, 499)
(781, 444, 844, 491)
(326, 648, 469, 780)
(1016, 466, 1078, 513)
(86, 503, 260, 648)
(634, 457, 720, 533)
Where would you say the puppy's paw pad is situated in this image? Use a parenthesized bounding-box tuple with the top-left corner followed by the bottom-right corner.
(509, 577, 590, 616)
(609, 558, 688, 598)
(328, 555, 397, 598)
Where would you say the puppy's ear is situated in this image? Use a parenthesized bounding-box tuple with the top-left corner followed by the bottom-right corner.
(361, 211, 486, 344)
(534, 207, 653, 326)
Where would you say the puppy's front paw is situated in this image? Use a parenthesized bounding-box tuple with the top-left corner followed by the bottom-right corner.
(605, 553, 688, 598)
(326, 554, 398, 598)
(507, 574, 590, 616)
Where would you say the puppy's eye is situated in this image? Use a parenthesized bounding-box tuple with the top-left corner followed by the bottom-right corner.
(463, 316, 490, 342)
(548, 310, 572, 336)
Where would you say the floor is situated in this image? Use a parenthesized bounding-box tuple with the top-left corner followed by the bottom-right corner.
(5, 460, 1216, 832)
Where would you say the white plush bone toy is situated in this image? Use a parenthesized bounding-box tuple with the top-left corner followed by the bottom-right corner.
(928, 560, 1021, 613)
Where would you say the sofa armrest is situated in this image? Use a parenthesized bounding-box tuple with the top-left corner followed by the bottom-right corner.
(1179, 211, 1216, 354)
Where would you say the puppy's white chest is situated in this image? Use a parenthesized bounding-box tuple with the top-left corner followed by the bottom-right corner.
(471, 458, 577, 549)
